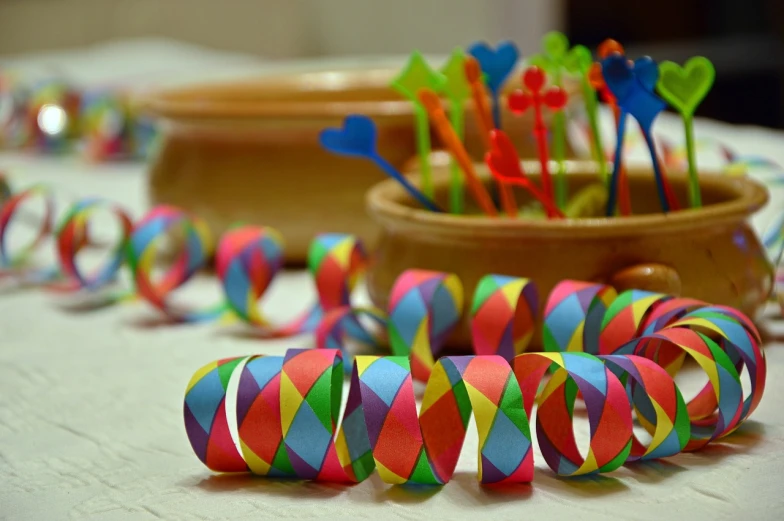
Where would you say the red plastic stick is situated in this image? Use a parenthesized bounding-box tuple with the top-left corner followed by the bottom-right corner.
(485, 130, 564, 219)
(507, 67, 567, 207)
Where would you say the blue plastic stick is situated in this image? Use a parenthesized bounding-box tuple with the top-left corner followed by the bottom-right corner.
(606, 110, 627, 217)
(318, 115, 443, 213)
(370, 154, 443, 212)
(642, 130, 670, 214)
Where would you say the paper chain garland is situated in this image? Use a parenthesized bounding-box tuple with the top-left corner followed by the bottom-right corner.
(0, 182, 768, 482)
(184, 268, 765, 483)
(0, 188, 373, 340)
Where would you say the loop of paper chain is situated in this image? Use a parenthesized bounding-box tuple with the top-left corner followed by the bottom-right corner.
(184, 271, 765, 483)
(0, 190, 373, 334)
(214, 225, 374, 337)
(125, 207, 371, 329)
(0, 184, 56, 281)
(54, 198, 134, 291)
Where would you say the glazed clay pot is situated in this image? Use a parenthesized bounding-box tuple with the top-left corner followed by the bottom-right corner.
(366, 161, 773, 348)
(141, 67, 579, 264)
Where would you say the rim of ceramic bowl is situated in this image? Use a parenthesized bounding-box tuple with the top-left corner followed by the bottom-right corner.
(139, 68, 415, 120)
(139, 65, 583, 121)
(366, 160, 770, 239)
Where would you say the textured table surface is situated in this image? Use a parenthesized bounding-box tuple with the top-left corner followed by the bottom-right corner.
(2, 40, 784, 521)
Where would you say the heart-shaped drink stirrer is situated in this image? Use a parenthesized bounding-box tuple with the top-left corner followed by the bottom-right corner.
(485, 130, 563, 218)
(467, 40, 519, 129)
(319, 115, 443, 212)
(657, 56, 716, 208)
(507, 66, 568, 208)
(601, 54, 679, 216)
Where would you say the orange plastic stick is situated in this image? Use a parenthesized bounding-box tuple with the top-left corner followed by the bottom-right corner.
(464, 57, 517, 217)
(419, 89, 498, 217)
(464, 57, 494, 149)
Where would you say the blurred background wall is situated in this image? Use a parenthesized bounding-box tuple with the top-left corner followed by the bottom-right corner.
(0, 0, 561, 58)
(1, 0, 782, 127)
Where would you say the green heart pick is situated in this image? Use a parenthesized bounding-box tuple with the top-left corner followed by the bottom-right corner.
(657, 56, 716, 210)
(657, 56, 715, 118)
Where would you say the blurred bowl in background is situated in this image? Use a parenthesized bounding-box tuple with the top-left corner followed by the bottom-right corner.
(141, 66, 581, 263)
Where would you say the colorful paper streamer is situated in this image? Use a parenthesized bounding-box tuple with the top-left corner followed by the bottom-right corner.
(186, 270, 766, 483)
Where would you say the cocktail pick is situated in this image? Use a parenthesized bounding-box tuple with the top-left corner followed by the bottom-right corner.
(530, 31, 571, 208)
(441, 48, 472, 214)
(507, 66, 568, 208)
(390, 51, 447, 199)
(657, 57, 716, 208)
(463, 56, 517, 217)
(589, 39, 631, 215)
(464, 56, 494, 149)
(485, 129, 564, 218)
(601, 55, 679, 216)
(565, 44, 608, 185)
(418, 89, 498, 217)
(319, 115, 442, 212)
(467, 41, 519, 129)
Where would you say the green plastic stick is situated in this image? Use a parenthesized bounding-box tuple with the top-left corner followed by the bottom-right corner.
(440, 48, 471, 214)
(391, 52, 447, 200)
(567, 45, 608, 185)
(682, 114, 701, 207)
(530, 31, 570, 209)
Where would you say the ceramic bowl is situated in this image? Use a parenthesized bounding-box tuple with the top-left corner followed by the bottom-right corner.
(366, 161, 773, 347)
(140, 67, 579, 263)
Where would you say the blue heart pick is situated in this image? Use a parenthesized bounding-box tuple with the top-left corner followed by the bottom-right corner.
(319, 114, 377, 158)
(602, 56, 671, 216)
(601, 55, 666, 128)
(467, 40, 519, 96)
(634, 56, 659, 93)
(601, 54, 635, 103)
(319, 114, 443, 212)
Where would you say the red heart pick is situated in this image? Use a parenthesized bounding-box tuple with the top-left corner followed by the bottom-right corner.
(485, 130, 564, 219)
(543, 87, 568, 110)
(507, 90, 533, 115)
(486, 129, 524, 184)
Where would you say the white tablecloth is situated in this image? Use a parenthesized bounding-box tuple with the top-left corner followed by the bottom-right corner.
(2, 40, 784, 521)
